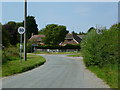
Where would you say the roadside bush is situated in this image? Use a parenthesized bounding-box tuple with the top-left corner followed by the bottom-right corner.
(81, 23, 119, 67)
(27, 42, 33, 53)
(0, 50, 2, 64)
(37, 44, 80, 49)
(2, 46, 19, 63)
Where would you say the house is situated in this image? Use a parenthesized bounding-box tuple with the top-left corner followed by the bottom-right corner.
(29, 34, 45, 45)
(60, 33, 83, 46)
(77, 35, 85, 39)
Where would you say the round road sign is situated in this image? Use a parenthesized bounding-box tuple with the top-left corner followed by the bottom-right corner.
(18, 27, 25, 34)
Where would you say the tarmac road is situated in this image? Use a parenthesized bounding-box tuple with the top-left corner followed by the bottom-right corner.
(2, 54, 109, 88)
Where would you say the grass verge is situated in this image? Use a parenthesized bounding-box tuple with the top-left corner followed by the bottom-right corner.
(87, 64, 118, 88)
(2, 54, 46, 77)
(67, 53, 82, 57)
(33, 51, 78, 55)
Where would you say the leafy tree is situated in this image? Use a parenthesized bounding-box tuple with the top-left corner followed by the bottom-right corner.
(2, 16, 38, 46)
(1, 22, 10, 47)
(72, 31, 77, 35)
(81, 23, 119, 67)
(0, 23, 2, 45)
(23, 16, 38, 39)
(38, 28, 46, 35)
(40, 24, 69, 45)
(2, 27, 10, 47)
(2, 21, 19, 46)
(79, 31, 86, 35)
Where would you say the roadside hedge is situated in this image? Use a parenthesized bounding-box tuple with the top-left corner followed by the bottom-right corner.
(37, 44, 81, 49)
(81, 23, 119, 67)
(2, 46, 19, 63)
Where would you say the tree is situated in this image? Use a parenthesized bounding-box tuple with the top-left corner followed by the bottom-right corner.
(2, 21, 24, 46)
(2, 21, 19, 46)
(41, 24, 69, 45)
(1, 23, 10, 47)
(2, 16, 38, 46)
(2, 27, 10, 47)
(23, 16, 38, 39)
(72, 31, 77, 35)
(79, 31, 86, 35)
(38, 28, 46, 35)
(0, 23, 2, 45)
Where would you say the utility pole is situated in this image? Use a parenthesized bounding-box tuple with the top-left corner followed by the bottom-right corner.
(24, 0, 27, 61)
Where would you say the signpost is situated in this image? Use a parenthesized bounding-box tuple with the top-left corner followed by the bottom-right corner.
(32, 44, 37, 54)
(18, 27, 25, 63)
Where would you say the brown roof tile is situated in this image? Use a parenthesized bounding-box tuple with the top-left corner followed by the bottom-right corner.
(65, 33, 82, 43)
(62, 40, 78, 45)
(29, 35, 45, 41)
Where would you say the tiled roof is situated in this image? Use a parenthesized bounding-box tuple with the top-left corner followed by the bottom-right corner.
(29, 35, 45, 41)
(65, 33, 82, 43)
(73, 34, 81, 43)
(77, 35, 85, 39)
(62, 40, 78, 45)
(61, 33, 82, 46)
(65, 33, 74, 39)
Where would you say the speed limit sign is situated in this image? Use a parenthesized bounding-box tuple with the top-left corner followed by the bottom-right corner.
(18, 26, 25, 63)
(18, 27, 25, 34)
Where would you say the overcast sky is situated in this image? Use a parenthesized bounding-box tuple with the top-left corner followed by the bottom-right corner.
(2, 2, 118, 33)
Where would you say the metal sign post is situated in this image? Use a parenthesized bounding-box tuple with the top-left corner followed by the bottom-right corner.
(18, 27, 25, 63)
(20, 34, 22, 63)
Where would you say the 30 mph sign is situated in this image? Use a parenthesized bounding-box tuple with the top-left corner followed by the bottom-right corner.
(18, 27, 25, 34)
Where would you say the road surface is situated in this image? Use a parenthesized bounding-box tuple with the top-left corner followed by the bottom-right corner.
(2, 54, 109, 88)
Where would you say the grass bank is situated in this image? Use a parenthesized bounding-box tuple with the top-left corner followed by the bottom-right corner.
(2, 54, 46, 77)
(88, 64, 118, 88)
(67, 53, 82, 57)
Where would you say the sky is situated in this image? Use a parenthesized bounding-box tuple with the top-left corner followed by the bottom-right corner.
(1, 2, 118, 33)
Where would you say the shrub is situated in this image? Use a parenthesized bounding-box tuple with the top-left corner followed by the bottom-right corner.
(2, 46, 19, 63)
(37, 44, 80, 49)
(81, 23, 119, 67)
(27, 42, 33, 53)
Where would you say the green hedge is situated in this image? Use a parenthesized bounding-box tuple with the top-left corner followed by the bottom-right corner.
(37, 44, 80, 49)
(81, 23, 119, 67)
(2, 46, 19, 63)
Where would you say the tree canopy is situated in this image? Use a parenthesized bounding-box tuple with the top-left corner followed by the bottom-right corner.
(24, 16, 38, 39)
(39, 24, 69, 45)
(72, 31, 77, 35)
(2, 21, 20, 46)
(2, 16, 38, 47)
